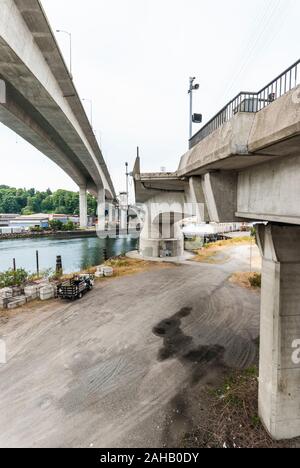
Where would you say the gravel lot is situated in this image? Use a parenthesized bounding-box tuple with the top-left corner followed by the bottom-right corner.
(0, 245, 260, 448)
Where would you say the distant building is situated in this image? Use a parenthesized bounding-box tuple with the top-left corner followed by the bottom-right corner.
(3, 213, 87, 231)
(67, 215, 80, 226)
(0, 214, 19, 227)
(10, 214, 49, 230)
(48, 214, 69, 225)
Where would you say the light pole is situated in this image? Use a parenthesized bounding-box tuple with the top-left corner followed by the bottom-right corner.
(188, 77, 200, 140)
(125, 162, 129, 235)
(56, 30, 72, 77)
(82, 98, 93, 128)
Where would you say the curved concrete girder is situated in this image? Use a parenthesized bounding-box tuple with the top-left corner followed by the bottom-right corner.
(0, 80, 88, 188)
(0, 0, 115, 198)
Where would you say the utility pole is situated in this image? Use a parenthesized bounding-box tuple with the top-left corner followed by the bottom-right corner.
(188, 77, 200, 140)
(126, 162, 129, 235)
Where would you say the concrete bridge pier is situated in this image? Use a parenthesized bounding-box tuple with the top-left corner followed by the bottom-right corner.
(257, 223, 300, 440)
(140, 211, 184, 258)
(97, 188, 106, 231)
(139, 193, 189, 258)
(79, 187, 88, 229)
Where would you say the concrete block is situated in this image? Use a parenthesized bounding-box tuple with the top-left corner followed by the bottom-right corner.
(24, 286, 39, 297)
(12, 287, 22, 297)
(26, 295, 37, 303)
(7, 296, 26, 310)
(0, 288, 13, 299)
(0, 297, 9, 309)
(39, 285, 55, 301)
(102, 267, 114, 278)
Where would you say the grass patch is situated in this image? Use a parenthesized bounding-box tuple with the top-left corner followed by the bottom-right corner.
(182, 366, 299, 448)
(102, 256, 171, 278)
(249, 273, 261, 288)
(192, 237, 254, 264)
(230, 272, 261, 290)
(204, 236, 253, 248)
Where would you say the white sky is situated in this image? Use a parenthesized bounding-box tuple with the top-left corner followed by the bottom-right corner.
(0, 0, 299, 198)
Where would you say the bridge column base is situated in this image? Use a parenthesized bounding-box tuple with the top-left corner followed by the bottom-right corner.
(79, 187, 88, 229)
(257, 224, 300, 440)
(139, 215, 184, 259)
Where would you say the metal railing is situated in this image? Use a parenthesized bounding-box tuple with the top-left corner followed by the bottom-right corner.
(189, 59, 300, 149)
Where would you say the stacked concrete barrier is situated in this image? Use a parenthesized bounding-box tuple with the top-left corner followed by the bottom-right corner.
(0, 281, 57, 310)
(0, 288, 13, 310)
(24, 285, 39, 302)
(7, 297, 26, 310)
(39, 285, 55, 301)
(0, 288, 13, 298)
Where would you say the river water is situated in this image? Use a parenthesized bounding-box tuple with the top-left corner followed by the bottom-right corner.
(0, 236, 138, 274)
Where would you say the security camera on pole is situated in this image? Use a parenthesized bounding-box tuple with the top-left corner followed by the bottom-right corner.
(188, 77, 202, 142)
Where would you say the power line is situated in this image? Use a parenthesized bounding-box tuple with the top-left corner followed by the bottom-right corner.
(218, 0, 283, 103)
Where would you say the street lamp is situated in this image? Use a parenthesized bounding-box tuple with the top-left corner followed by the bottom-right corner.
(82, 98, 93, 128)
(56, 30, 72, 77)
(125, 162, 129, 235)
(188, 77, 200, 140)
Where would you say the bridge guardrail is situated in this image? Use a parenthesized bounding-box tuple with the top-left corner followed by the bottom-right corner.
(189, 59, 300, 149)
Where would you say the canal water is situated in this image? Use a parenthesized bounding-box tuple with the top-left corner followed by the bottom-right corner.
(0, 236, 138, 274)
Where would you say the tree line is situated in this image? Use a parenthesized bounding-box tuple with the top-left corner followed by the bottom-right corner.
(0, 185, 98, 216)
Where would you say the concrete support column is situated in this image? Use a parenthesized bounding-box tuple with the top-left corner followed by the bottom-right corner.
(79, 187, 88, 229)
(97, 188, 106, 231)
(140, 210, 184, 258)
(202, 172, 238, 223)
(257, 224, 300, 440)
(139, 193, 191, 258)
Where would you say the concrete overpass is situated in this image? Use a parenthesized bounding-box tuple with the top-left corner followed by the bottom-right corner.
(0, 0, 116, 227)
(134, 59, 300, 440)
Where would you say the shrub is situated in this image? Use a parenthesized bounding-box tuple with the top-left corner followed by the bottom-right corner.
(30, 226, 43, 233)
(28, 268, 53, 282)
(49, 220, 64, 231)
(0, 268, 28, 288)
(249, 273, 261, 288)
(106, 257, 130, 268)
(63, 221, 75, 231)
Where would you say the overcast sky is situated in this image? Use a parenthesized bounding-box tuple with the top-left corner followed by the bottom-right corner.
(0, 0, 299, 198)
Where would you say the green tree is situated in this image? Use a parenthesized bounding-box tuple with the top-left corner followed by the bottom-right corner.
(49, 220, 64, 231)
(0, 186, 98, 217)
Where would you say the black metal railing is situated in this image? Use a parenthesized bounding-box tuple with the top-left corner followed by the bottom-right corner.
(189, 59, 300, 149)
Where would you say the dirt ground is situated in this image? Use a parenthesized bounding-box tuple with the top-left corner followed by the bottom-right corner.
(0, 245, 263, 448)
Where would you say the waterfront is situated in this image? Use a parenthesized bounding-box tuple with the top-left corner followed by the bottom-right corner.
(0, 236, 138, 274)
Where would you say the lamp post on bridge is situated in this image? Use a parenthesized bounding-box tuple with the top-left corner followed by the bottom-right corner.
(126, 162, 129, 235)
(56, 30, 72, 78)
(188, 77, 202, 142)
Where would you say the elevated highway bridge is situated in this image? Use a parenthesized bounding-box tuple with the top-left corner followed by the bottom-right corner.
(0, 0, 116, 227)
(134, 59, 300, 440)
